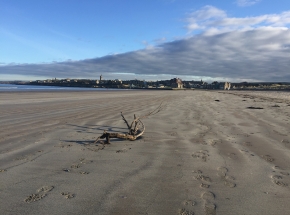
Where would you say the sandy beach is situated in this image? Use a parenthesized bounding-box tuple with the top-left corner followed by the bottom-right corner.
(1, 90, 290, 215)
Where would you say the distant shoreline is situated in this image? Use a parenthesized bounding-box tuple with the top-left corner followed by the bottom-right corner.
(1, 83, 290, 92)
(20, 83, 290, 92)
(14, 83, 189, 91)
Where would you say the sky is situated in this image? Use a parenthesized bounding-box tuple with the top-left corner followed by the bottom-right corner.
(1, 0, 290, 82)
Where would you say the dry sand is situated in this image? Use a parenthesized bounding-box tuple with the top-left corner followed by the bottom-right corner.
(1, 90, 290, 215)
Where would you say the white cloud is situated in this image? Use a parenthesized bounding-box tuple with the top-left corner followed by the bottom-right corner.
(186, 5, 226, 31)
(236, 0, 261, 7)
(186, 6, 290, 35)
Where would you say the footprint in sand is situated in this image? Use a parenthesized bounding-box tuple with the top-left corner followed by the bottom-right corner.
(65, 159, 93, 174)
(273, 165, 283, 170)
(79, 171, 89, 174)
(201, 191, 215, 202)
(178, 200, 196, 215)
(24, 186, 54, 203)
(217, 167, 236, 188)
(207, 139, 221, 147)
(217, 167, 228, 177)
(240, 149, 249, 154)
(224, 180, 236, 188)
(14, 150, 42, 161)
(193, 174, 212, 183)
(193, 170, 212, 189)
(71, 164, 81, 169)
(243, 142, 253, 147)
(280, 172, 290, 176)
(261, 155, 275, 162)
(201, 191, 216, 215)
(79, 159, 93, 164)
(24, 193, 46, 203)
(169, 131, 178, 136)
(37, 186, 54, 193)
(183, 200, 196, 207)
(61, 192, 75, 199)
(86, 144, 105, 152)
(192, 150, 209, 162)
(116, 148, 131, 153)
(225, 175, 235, 181)
(200, 183, 210, 188)
(178, 208, 195, 215)
(271, 175, 283, 180)
(271, 175, 288, 187)
(227, 152, 238, 160)
(55, 144, 73, 148)
(272, 180, 288, 187)
(281, 139, 290, 149)
(272, 166, 290, 175)
(193, 170, 203, 174)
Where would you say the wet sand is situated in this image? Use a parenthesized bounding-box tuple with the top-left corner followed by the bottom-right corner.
(1, 90, 290, 215)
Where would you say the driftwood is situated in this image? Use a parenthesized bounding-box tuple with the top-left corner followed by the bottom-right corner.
(94, 103, 163, 144)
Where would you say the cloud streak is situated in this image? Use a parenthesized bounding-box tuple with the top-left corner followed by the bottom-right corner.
(236, 0, 261, 7)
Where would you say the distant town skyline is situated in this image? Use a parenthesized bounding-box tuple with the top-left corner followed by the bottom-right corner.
(4, 77, 290, 91)
(1, 0, 290, 82)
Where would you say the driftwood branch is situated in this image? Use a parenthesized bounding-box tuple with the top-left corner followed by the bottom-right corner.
(121, 112, 131, 130)
(94, 103, 163, 144)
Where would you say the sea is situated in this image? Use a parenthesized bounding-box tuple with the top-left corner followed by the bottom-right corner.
(0, 84, 129, 92)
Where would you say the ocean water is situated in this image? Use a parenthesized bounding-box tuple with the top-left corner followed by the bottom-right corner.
(0, 84, 128, 91)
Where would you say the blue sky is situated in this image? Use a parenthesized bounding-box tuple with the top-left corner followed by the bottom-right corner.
(1, 0, 290, 82)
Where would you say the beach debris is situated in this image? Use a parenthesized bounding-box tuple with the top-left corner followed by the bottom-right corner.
(94, 103, 163, 144)
(247, 106, 264, 109)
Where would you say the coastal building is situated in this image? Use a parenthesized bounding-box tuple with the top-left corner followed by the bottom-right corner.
(171, 78, 183, 88)
(224, 82, 231, 90)
(183, 80, 205, 88)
